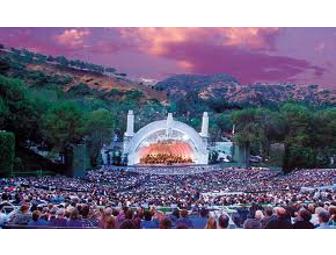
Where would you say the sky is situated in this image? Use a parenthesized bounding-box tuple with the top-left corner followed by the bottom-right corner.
(0, 27, 335, 88)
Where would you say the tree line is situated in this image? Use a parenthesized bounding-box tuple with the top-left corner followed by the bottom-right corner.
(1, 72, 336, 175)
(0, 74, 115, 175)
(231, 104, 336, 172)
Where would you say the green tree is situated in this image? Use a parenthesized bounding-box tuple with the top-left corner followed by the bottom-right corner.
(312, 107, 336, 166)
(231, 108, 267, 162)
(0, 131, 15, 177)
(216, 112, 234, 138)
(0, 59, 10, 74)
(231, 107, 285, 164)
(13, 157, 24, 172)
(0, 75, 43, 145)
(43, 101, 85, 151)
(0, 97, 8, 128)
(280, 103, 314, 171)
(85, 108, 116, 166)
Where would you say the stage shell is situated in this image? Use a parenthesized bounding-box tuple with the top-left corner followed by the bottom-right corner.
(123, 111, 209, 165)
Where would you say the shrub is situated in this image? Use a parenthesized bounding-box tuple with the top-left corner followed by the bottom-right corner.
(0, 131, 15, 176)
(13, 157, 24, 171)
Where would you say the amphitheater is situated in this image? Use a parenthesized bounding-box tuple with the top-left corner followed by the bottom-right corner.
(122, 111, 210, 166)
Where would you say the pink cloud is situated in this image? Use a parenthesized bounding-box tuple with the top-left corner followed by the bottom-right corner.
(157, 41, 325, 84)
(222, 28, 280, 50)
(315, 41, 326, 53)
(116, 28, 325, 83)
(0, 28, 331, 86)
(55, 28, 90, 48)
(118, 27, 280, 56)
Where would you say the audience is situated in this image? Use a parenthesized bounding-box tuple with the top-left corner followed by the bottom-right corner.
(218, 214, 230, 229)
(292, 208, 314, 229)
(28, 210, 48, 226)
(190, 208, 208, 229)
(104, 215, 116, 229)
(176, 209, 193, 229)
(328, 206, 336, 227)
(160, 217, 172, 229)
(317, 210, 332, 229)
(265, 207, 292, 229)
(205, 216, 217, 229)
(140, 210, 159, 229)
(50, 208, 67, 227)
(10, 203, 31, 225)
(0, 167, 335, 229)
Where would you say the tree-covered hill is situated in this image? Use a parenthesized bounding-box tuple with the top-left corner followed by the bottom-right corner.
(156, 74, 336, 107)
(1, 44, 336, 174)
(0, 46, 167, 104)
(0, 45, 170, 176)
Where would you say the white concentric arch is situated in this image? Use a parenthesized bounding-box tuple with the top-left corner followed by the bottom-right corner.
(125, 119, 208, 165)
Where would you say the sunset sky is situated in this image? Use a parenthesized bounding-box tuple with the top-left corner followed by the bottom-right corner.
(0, 27, 335, 87)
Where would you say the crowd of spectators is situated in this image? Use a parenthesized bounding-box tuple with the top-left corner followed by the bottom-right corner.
(0, 167, 336, 229)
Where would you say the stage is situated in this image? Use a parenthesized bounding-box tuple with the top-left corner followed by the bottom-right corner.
(122, 111, 209, 165)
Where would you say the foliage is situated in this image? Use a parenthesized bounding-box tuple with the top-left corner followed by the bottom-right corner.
(0, 75, 43, 144)
(42, 101, 86, 151)
(67, 83, 96, 97)
(231, 103, 336, 171)
(0, 59, 10, 74)
(85, 108, 116, 166)
(13, 157, 24, 171)
(216, 113, 233, 135)
(1, 46, 336, 174)
(0, 97, 8, 128)
(0, 132, 15, 176)
(70, 144, 91, 177)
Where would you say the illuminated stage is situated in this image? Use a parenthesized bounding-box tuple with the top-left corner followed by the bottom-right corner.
(138, 140, 193, 165)
(123, 111, 209, 165)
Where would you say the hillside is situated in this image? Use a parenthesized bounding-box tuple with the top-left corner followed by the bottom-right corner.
(2, 45, 335, 109)
(156, 74, 336, 106)
(0, 46, 167, 104)
(2, 45, 336, 173)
